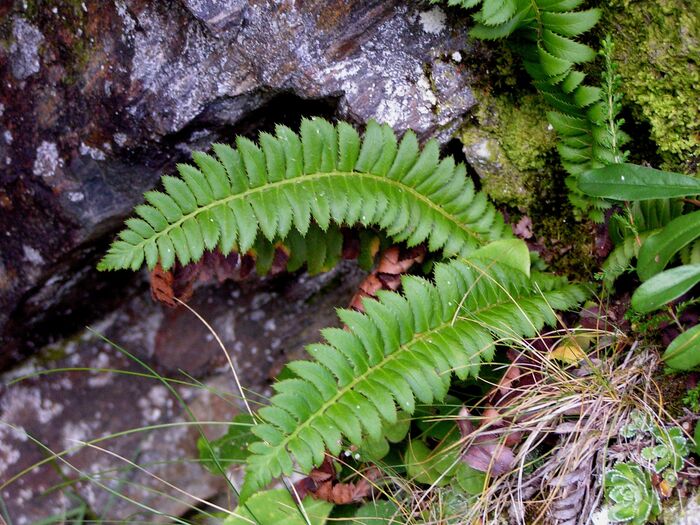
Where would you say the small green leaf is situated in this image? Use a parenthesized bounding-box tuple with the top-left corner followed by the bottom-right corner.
(663, 323, 700, 371)
(637, 211, 700, 281)
(336, 500, 401, 525)
(405, 439, 443, 485)
(198, 414, 258, 473)
(470, 239, 531, 277)
(384, 412, 411, 443)
(579, 164, 700, 201)
(452, 463, 486, 495)
(223, 489, 332, 525)
(631, 264, 700, 313)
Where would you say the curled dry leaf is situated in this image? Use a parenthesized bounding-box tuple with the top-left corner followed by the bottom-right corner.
(293, 457, 379, 505)
(458, 407, 516, 477)
(349, 245, 426, 311)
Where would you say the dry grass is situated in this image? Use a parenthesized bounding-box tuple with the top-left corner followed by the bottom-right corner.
(385, 323, 698, 525)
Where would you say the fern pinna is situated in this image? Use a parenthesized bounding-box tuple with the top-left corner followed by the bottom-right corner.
(433, 1, 628, 221)
(98, 118, 510, 273)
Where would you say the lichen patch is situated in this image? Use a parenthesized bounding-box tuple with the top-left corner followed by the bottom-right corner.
(32, 141, 63, 177)
(419, 7, 447, 35)
(9, 17, 44, 80)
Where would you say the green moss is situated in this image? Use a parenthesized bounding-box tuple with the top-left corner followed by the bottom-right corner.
(17, 0, 93, 85)
(460, 91, 558, 208)
(604, 0, 699, 172)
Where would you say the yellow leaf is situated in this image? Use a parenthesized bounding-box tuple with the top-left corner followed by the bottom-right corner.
(550, 335, 591, 364)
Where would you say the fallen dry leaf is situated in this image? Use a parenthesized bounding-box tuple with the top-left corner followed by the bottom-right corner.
(513, 215, 533, 239)
(293, 456, 379, 504)
(349, 245, 425, 311)
(458, 407, 516, 477)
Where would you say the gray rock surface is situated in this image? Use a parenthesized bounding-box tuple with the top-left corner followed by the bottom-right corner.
(1, 262, 366, 522)
(0, 0, 481, 366)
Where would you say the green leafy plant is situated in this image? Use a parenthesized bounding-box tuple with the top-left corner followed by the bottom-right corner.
(641, 427, 689, 475)
(579, 164, 700, 298)
(619, 409, 652, 439)
(336, 501, 402, 525)
(98, 118, 510, 272)
(683, 383, 700, 412)
(101, 118, 587, 504)
(605, 462, 661, 525)
(224, 489, 333, 525)
(197, 414, 258, 473)
(431, 1, 628, 220)
(617, 415, 688, 495)
(664, 324, 700, 371)
(578, 163, 700, 370)
(240, 257, 585, 498)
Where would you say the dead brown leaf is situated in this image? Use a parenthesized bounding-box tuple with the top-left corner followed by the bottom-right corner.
(293, 457, 379, 504)
(349, 245, 425, 311)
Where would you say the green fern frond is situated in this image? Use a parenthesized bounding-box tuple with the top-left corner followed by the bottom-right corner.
(431, 0, 631, 221)
(602, 199, 685, 287)
(240, 257, 587, 500)
(600, 232, 649, 288)
(98, 118, 509, 272)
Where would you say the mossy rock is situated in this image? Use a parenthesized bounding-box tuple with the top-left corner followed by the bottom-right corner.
(460, 91, 557, 208)
(604, 0, 699, 173)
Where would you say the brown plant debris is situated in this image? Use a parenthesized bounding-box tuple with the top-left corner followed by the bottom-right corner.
(293, 456, 379, 504)
(149, 252, 254, 307)
(349, 245, 426, 311)
(456, 328, 665, 525)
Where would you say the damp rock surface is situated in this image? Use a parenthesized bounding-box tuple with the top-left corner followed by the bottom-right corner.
(0, 262, 366, 522)
(0, 0, 482, 365)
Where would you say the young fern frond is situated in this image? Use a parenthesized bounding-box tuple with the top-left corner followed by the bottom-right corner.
(98, 118, 510, 272)
(240, 257, 587, 500)
(432, 0, 629, 221)
(601, 199, 684, 287)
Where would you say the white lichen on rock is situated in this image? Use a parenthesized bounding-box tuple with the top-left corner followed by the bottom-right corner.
(22, 245, 44, 265)
(32, 141, 62, 177)
(9, 17, 44, 80)
(419, 7, 447, 34)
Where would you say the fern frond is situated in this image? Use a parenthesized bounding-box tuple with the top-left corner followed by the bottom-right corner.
(601, 199, 685, 287)
(600, 232, 650, 288)
(99, 118, 509, 272)
(240, 257, 587, 499)
(432, 0, 631, 221)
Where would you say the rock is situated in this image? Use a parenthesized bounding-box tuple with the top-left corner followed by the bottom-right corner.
(0, 261, 366, 522)
(0, 0, 483, 367)
(604, 0, 699, 173)
(460, 91, 557, 209)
